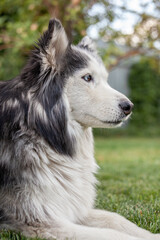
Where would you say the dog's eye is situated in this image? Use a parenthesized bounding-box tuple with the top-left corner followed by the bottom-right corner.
(82, 74, 93, 82)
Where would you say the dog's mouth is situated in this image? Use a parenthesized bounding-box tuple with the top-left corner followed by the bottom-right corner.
(86, 113, 127, 126)
(101, 120, 122, 125)
(101, 112, 132, 126)
(85, 112, 131, 127)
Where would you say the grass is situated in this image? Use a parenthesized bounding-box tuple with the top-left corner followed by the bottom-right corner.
(1, 137, 160, 239)
(95, 137, 160, 233)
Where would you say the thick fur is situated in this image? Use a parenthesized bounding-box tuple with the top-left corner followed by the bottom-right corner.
(0, 19, 159, 240)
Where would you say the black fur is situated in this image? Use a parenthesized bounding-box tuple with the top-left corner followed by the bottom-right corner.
(0, 165, 11, 187)
(0, 78, 26, 139)
(0, 19, 88, 156)
(0, 164, 19, 188)
(0, 209, 8, 223)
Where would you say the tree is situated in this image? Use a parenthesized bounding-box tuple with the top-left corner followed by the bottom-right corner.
(128, 58, 160, 134)
(0, 0, 160, 80)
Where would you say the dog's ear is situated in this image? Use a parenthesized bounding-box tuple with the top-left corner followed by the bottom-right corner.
(78, 36, 97, 52)
(24, 19, 75, 157)
(38, 19, 69, 69)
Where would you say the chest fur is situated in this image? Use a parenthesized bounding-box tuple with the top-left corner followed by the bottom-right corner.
(0, 128, 98, 223)
(33, 127, 98, 222)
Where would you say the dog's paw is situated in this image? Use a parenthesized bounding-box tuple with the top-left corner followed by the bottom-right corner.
(154, 233, 160, 239)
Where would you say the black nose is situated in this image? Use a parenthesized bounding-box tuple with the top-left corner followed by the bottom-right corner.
(119, 101, 134, 115)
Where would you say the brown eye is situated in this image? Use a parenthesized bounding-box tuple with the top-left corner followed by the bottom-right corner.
(82, 74, 93, 82)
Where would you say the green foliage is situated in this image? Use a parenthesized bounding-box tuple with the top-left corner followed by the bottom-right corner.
(0, 0, 119, 81)
(128, 58, 160, 130)
(1, 0, 160, 78)
(0, 0, 160, 81)
(0, 0, 90, 80)
(0, 0, 50, 80)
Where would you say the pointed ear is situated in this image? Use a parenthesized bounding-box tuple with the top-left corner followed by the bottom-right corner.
(78, 36, 97, 52)
(38, 19, 69, 68)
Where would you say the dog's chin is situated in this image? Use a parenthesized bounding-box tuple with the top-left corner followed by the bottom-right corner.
(101, 113, 133, 128)
(101, 114, 131, 128)
(76, 113, 131, 129)
(101, 120, 124, 128)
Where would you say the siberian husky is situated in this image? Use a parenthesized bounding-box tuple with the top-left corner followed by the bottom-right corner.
(0, 19, 159, 240)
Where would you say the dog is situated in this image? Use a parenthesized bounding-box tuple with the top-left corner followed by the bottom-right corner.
(0, 19, 159, 240)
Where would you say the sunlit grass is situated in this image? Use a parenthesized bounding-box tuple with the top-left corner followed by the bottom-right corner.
(95, 137, 160, 233)
(1, 137, 160, 239)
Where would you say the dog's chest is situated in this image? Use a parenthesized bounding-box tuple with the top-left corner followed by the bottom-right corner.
(37, 151, 97, 223)
(0, 129, 97, 224)
(33, 129, 98, 223)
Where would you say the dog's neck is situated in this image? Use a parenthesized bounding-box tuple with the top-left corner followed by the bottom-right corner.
(68, 118, 93, 156)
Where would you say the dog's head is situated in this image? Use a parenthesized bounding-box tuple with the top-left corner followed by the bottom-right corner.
(29, 19, 133, 129)
(1, 19, 133, 156)
(23, 19, 133, 151)
(66, 38, 133, 128)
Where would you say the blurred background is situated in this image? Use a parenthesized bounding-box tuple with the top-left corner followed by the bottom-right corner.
(0, 0, 160, 136)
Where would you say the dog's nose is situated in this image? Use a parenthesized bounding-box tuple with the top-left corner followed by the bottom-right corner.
(119, 101, 134, 115)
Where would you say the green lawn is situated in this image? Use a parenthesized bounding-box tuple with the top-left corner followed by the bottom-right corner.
(1, 137, 160, 239)
(95, 137, 160, 233)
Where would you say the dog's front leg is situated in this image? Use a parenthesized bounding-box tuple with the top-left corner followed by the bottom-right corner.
(34, 221, 147, 240)
(5, 219, 144, 240)
(81, 209, 160, 240)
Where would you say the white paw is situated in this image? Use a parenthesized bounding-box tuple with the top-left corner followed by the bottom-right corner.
(154, 234, 160, 240)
